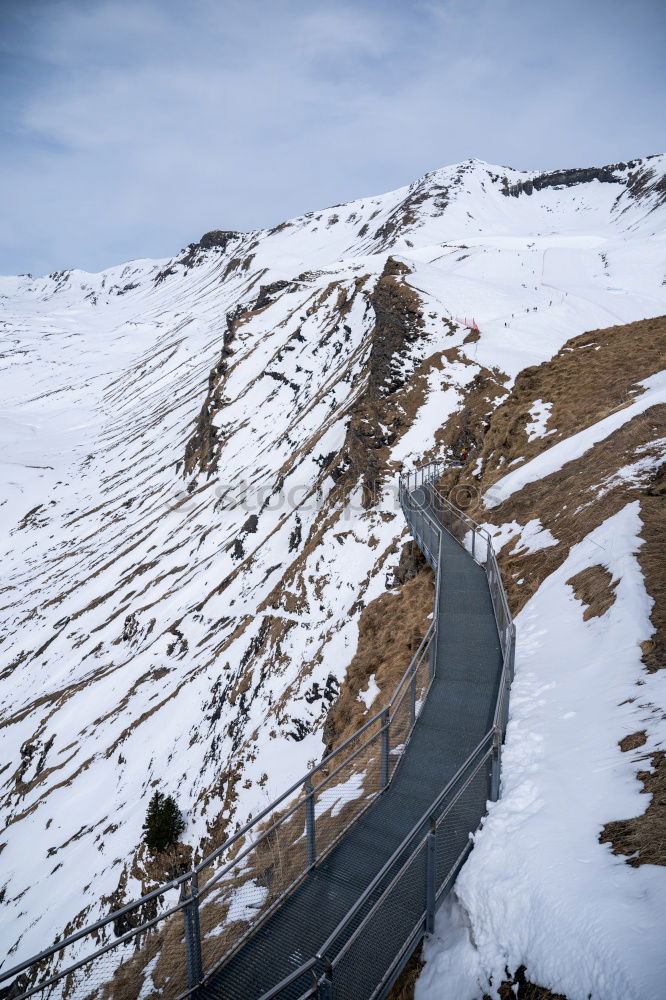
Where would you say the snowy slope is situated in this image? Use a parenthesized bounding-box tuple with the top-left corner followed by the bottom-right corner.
(417, 505, 666, 1000)
(1, 155, 665, 988)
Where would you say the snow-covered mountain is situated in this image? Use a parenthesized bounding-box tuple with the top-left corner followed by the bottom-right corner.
(1, 155, 665, 999)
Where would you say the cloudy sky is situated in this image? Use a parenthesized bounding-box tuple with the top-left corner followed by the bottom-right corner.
(1, 0, 664, 275)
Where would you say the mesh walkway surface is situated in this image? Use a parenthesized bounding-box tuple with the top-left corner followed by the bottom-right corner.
(202, 486, 503, 1000)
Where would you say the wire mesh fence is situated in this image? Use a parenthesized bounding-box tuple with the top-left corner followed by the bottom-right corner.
(4, 882, 191, 1000)
(329, 838, 428, 1000)
(303, 737, 496, 1000)
(311, 721, 384, 864)
(2, 462, 514, 1000)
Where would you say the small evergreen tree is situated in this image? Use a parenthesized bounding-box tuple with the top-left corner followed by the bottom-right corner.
(142, 790, 185, 854)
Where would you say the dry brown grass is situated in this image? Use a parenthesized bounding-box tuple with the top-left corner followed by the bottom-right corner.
(323, 545, 435, 753)
(433, 316, 665, 873)
(478, 314, 666, 492)
(600, 747, 666, 868)
(566, 565, 618, 620)
(386, 947, 424, 999)
(463, 406, 664, 620)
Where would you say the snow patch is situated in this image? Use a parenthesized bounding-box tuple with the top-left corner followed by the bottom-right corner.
(358, 674, 380, 710)
(525, 398, 554, 442)
(419, 503, 666, 1000)
(485, 371, 666, 508)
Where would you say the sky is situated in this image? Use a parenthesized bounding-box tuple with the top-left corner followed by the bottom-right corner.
(0, 0, 664, 276)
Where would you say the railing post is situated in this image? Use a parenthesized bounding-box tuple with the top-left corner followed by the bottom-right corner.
(305, 778, 316, 868)
(490, 728, 502, 801)
(471, 528, 476, 560)
(380, 709, 390, 788)
(410, 666, 417, 727)
(430, 622, 437, 681)
(425, 816, 437, 934)
(508, 623, 516, 681)
(181, 872, 203, 993)
(317, 957, 334, 999)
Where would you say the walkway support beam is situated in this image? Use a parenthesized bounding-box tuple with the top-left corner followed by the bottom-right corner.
(425, 816, 437, 935)
(380, 709, 390, 788)
(182, 873, 203, 993)
(305, 779, 316, 868)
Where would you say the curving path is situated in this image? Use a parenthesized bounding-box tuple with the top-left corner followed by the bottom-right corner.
(202, 480, 505, 1000)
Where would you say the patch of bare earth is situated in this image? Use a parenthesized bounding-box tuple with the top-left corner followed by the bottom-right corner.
(566, 565, 618, 620)
(388, 958, 567, 1000)
(434, 317, 665, 873)
(484, 966, 568, 1000)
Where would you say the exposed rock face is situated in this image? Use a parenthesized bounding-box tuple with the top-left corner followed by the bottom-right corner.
(198, 229, 241, 250)
(335, 257, 426, 506)
(505, 164, 624, 197)
(504, 155, 666, 207)
(371, 161, 470, 247)
(183, 305, 245, 476)
(389, 539, 428, 588)
(253, 280, 291, 311)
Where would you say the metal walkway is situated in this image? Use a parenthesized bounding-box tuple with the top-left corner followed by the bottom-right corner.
(1, 467, 514, 1000)
(202, 480, 505, 1000)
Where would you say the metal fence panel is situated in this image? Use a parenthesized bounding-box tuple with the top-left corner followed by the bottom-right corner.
(330, 841, 428, 1000)
(3, 462, 514, 1000)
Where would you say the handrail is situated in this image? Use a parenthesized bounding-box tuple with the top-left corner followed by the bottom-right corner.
(316, 731, 494, 962)
(255, 465, 515, 999)
(0, 467, 448, 998)
(2, 460, 515, 1000)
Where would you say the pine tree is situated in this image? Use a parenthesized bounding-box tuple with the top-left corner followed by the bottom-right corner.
(142, 790, 185, 854)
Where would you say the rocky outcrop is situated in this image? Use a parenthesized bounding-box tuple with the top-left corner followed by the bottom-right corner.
(505, 164, 623, 197)
(504, 156, 666, 207)
(198, 229, 241, 251)
(334, 257, 425, 506)
(183, 305, 245, 476)
(253, 280, 291, 311)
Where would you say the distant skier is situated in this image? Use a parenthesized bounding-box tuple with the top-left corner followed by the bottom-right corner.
(460, 447, 469, 464)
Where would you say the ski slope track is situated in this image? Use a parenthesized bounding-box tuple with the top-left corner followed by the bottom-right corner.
(1, 155, 665, 999)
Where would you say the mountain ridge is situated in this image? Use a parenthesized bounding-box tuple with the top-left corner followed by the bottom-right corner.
(0, 154, 664, 999)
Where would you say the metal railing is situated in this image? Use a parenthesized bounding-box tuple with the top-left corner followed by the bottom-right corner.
(1, 461, 514, 1000)
(266, 462, 515, 1000)
(0, 481, 443, 1000)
